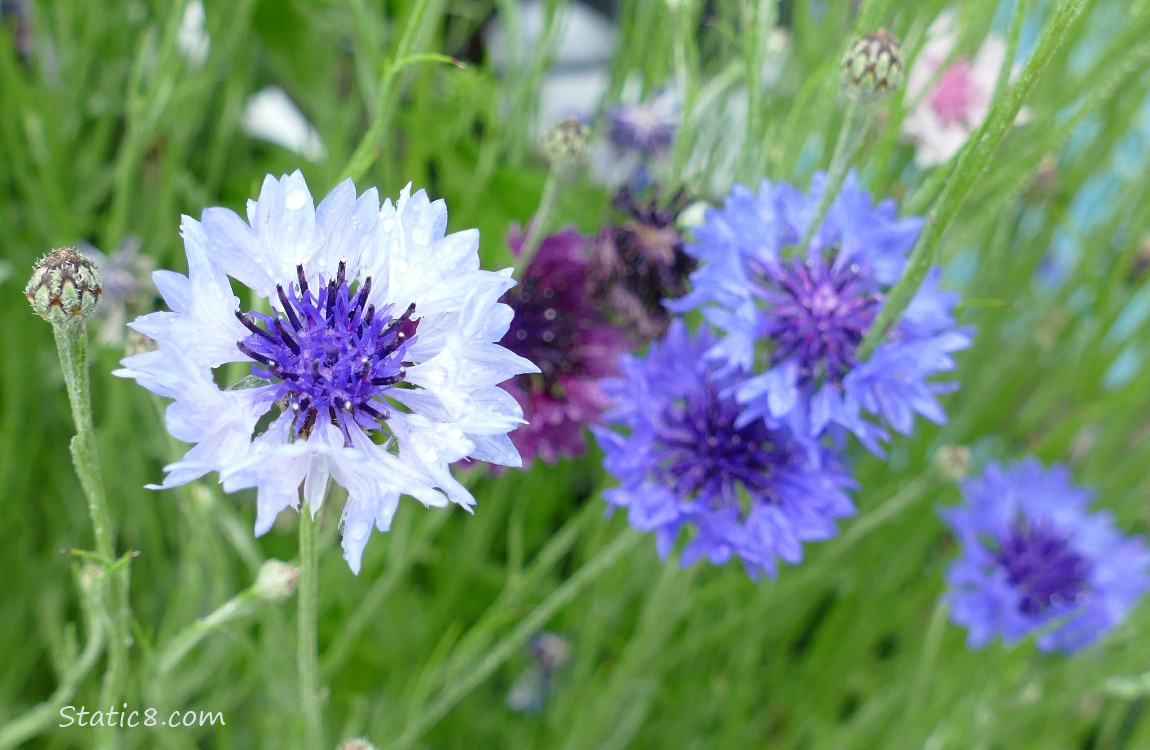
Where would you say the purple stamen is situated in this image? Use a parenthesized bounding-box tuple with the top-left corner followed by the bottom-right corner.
(996, 522, 1092, 616)
(758, 254, 882, 385)
(235, 264, 416, 440)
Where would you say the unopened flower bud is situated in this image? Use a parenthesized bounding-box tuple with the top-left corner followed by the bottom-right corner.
(842, 29, 903, 99)
(542, 117, 590, 173)
(254, 559, 300, 602)
(25, 247, 102, 324)
(933, 445, 971, 482)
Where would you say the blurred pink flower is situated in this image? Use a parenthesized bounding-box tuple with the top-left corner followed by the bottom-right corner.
(902, 12, 1021, 167)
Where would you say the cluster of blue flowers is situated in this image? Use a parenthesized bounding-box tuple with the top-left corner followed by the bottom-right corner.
(593, 174, 969, 573)
(586, 172, 1148, 653)
(121, 167, 1148, 654)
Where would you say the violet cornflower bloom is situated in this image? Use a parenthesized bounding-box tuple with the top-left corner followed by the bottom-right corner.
(942, 458, 1150, 653)
(606, 89, 679, 157)
(593, 321, 856, 580)
(116, 172, 537, 572)
(501, 226, 632, 465)
(590, 186, 695, 340)
(670, 173, 972, 453)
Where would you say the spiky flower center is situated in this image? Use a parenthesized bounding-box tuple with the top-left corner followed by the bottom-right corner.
(654, 381, 790, 512)
(759, 256, 881, 384)
(995, 522, 1092, 616)
(236, 261, 415, 442)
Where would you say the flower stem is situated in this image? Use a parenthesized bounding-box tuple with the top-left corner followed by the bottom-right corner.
(858, 0, 1093, 361)
(667, 0, 701, 190)
(50, 320, 130, 734)
(340, 0, 450, 183)
(0, 566, 106, 750)
(298, 509, 325, 750)
(515, 169, 561, 273)
(791, 96, 869, 259)
(393, 529, 643, 749)
(158, 590, 260, 674)
(53, 322, 112, 561)
(904, 600, 949, 730)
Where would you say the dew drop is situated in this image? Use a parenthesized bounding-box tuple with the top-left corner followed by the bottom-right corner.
(285, 190, 307, 211)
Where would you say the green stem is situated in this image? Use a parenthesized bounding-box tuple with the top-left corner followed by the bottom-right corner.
(53, 323, 111, 560)
(157, 590, 260, 673)
(791, 474, 935, 587)
(298, 509, 325, 750)
(792, 96, 868, 259)
(516, 169, 561, 272)
(321, 511, 449, 678)
(340, 0, 447, 183)
(667, 0, 701, 190)
(904, 600, 949, 731)
(858, 0, 1095, 361)
(393, 529, 643, 749)
(0, 568, 106, 750)
(51, 321, 130, 734)
(739, 0, 777, 182)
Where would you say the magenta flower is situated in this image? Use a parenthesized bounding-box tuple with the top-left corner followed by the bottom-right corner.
(501, 226, 632, 465)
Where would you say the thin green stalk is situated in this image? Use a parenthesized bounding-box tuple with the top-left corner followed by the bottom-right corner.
(516, 169, 561, 272)
(792, 474, 935, 587)
(434, 498, 603, 687)
(792, 96, 869, 258)
(321, 510, 450, 678)
(904, 601, 950, 732)
(668, 0, 702, 190)
(51, 320, 130, 737)
(53, 323, 112, 561)
(393, 529, 644, 749)
(0, 567, 106, 750)
(341, 0, 451, 183)
(298, 509, 324, 750)
(858, 0, 1095, 360)
(157, 590, 261, 674)
(738, 0, 776, 182)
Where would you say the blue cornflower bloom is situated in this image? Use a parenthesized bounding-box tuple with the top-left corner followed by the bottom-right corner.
(942, 458, 1150, 653)
(606, 89, 679, 157)
(592, 321, 856, 580)
(116, 172, 537, 572)
(670, 173, 972, 452)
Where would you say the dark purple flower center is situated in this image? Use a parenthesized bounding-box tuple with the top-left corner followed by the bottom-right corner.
(235, 261, 415, 442)
(654, 381, 790, 512)
(503, 274, 579, 385)
(995, 522, 1092, 616)
(759, 256, 881, 384)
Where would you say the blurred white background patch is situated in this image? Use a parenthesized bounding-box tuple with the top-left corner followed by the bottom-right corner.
(241, 86, 328, 163)
(177, 0, 210, 68)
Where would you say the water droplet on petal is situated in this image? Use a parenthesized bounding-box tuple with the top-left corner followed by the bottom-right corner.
(285, 190, 308, 211)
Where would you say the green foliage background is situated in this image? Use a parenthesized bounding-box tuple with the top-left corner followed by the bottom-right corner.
(2, 0, 1150, 747)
